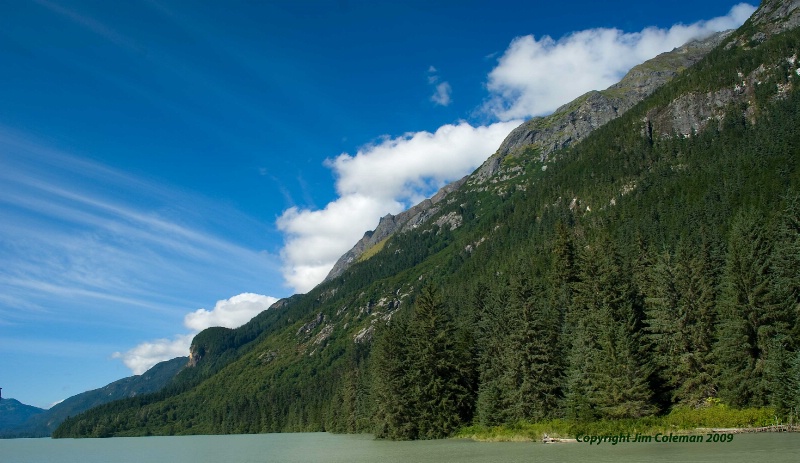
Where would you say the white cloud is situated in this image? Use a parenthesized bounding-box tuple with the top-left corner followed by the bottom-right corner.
(485, 3, 757, 120)
(427, 66, 452, 105)
(114, 292, 278, 374)
(184, 292, 278, 331)
(427, 65, 439, 84)
(277, 121, 519, 293)
(112, 334, 194, 375)
(431, 82, 453, 106)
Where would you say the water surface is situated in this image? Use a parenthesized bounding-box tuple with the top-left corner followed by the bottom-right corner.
(2, 432, 799, 463)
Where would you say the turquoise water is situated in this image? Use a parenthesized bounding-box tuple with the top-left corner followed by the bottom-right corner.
(2, 432, 799, 463)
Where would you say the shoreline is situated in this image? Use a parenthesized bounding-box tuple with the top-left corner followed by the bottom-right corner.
(458, 423, 800, 443)
(538, 425, 800, 444)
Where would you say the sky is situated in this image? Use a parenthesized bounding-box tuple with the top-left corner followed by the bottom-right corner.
(0, 0, 757, 409)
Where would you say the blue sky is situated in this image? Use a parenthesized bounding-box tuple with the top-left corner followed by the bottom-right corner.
(0, 0, 756, 408)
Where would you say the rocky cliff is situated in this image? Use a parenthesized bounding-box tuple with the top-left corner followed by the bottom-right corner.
(643, 0, 800, 138)
(745, 0, 800, 38)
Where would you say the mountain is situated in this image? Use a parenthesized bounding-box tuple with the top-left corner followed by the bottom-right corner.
(324, 30, 732, 282)
(1, 356, 186, 438)
(0, 399, 46, 437)
(55, 0, 800, 439)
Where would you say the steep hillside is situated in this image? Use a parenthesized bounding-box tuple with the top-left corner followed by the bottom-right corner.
(55, 0, 800, 439)
(324, 29, 731, 282)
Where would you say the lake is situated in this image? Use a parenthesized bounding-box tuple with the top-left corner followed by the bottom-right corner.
(2, 432, 800, 463)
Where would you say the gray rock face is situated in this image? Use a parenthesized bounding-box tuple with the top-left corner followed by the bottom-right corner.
(646, 0, 800, 138)
(643, 71, 760, 139)
(748, 0, 800, 38)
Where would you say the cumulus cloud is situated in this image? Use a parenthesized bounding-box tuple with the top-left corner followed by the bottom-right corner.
(114, 292, 277, 374)
(485, 3, 756, 120)
(184, 292, 278, 331)
(277, 121, 520, 293)
(112, 334, 194, 375)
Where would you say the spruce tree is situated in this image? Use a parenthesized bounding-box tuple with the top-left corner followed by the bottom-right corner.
(569, 235, 655, 419)
(475, 282, 513, 425)
(645, 243, 716, 405)
(715, 211, 776, 406)
(503, 271, 562, 422)
(406, 286, 474, 439)
(371, 316, 418, 439)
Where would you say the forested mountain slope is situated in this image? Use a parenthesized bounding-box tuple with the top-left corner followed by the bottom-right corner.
(55, 0, 800, 439)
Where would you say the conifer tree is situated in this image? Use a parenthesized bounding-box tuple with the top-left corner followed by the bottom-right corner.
(715, 211, 777, 406)
(569, 235, 655, 419)
(764, 195, 800, 415)
(407, 286, 474, 439)
(503, 271, 562, 422)
(371, 317, 418, 439)
(475, 282, 513, 425)
(563, 317, 598, 421)
(771, 195, 800, 347)
(645, 243, 716, 405)
(550, 221, 577, 318)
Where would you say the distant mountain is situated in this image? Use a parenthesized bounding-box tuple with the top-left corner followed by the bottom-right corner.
(0, 356, 186, 438)
(0, 399, 45, 437)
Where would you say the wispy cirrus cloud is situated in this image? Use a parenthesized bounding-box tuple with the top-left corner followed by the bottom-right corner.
(0, 127, 282, 364)
(31, 0, 143, 53)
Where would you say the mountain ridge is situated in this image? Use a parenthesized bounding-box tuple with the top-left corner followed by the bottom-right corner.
(323, 29, 733, 283)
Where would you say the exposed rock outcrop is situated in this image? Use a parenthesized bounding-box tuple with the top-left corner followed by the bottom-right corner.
(737, 0, 800, 44)
(645, 0, 800, 138)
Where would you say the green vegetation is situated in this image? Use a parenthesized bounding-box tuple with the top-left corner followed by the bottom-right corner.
(54, 11, 800, 441)
(457, 404, 778, 441)
(356, 237, 389, 263)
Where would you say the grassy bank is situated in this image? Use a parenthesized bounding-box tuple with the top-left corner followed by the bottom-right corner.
(456, 405, 781, 442)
